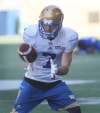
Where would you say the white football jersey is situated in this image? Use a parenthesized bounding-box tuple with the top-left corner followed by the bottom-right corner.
(23, 24, 78, 83)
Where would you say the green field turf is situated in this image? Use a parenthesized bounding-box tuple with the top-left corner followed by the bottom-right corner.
(0, 44, 100, 113)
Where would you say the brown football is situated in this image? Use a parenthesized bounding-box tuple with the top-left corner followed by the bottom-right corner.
(18, 43, 37, 63)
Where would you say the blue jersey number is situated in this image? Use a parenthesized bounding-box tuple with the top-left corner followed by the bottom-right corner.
(42, 52, 56, 68)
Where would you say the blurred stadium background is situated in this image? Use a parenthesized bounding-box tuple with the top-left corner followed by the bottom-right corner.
(0, 0, 100, 113)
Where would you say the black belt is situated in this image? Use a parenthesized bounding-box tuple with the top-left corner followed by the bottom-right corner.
(24, 77, 62, 91)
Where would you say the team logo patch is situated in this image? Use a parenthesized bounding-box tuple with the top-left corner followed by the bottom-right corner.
(55, 46, 64, 50)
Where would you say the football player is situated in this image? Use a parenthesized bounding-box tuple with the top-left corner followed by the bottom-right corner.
(11, 5, 82, 113)
(78, 37, 97, 54)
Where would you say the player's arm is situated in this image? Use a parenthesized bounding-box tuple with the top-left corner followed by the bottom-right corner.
(56, 51, 73, 75)
(56, 31, 78, 76)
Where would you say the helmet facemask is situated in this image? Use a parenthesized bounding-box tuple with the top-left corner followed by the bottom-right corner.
(38, 5, 64, 40)
(39, 19, 62, 40)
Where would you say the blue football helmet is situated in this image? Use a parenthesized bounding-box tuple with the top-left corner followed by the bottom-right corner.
(38, 5, 64, 40)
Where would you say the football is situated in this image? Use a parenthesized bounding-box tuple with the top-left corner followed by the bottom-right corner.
(17, 43, 37, 63)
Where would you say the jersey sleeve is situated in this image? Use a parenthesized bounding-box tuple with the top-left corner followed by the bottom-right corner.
(64, 31, 78, 53)
(23, 25, 37, 46)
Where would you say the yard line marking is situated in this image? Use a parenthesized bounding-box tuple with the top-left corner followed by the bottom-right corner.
(0, 80, 98, 91)
(78, 97, 100, 105)
(64, 80, 97, 85)
(1, 97, 100, 105)
(42, 97, 100, 105)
